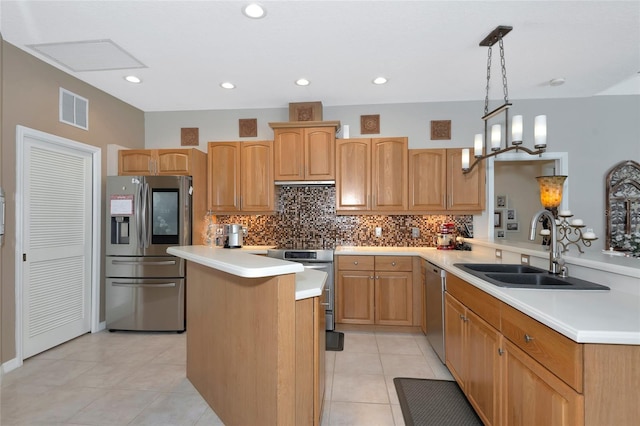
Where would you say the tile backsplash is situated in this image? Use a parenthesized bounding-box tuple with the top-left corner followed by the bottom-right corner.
(214, 186, 472, 249)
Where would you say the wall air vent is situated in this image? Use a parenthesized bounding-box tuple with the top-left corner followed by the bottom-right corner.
(59, 88, 88, 130)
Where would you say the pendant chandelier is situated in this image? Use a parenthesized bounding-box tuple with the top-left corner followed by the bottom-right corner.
(462, 26, 547, 173)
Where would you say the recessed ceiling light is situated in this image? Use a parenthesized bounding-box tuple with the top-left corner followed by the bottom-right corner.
(220, 82, 235, 89)
(243, 3, 266, 19)
(124, 75, 141, 84)
(550, 78, 566, 86)
(372, 77, 388, 85)
(295, 78, 310, 86)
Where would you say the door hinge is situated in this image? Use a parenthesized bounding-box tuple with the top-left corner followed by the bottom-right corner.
(23, 253, 27, 261)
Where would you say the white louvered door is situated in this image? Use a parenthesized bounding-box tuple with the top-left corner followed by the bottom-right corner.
(22, 138, 93, 359)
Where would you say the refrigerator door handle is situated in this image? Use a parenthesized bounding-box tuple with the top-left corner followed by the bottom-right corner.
(110, 260, 177, 266)
(112, 282, 177, 288)
(141, 181, 151, 249)
(135, 180, 145, 249)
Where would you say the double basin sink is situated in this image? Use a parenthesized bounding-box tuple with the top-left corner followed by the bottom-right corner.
(454, 263, 610, 290)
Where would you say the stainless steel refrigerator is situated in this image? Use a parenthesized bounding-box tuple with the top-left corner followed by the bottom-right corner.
(105, 175, 192, 332)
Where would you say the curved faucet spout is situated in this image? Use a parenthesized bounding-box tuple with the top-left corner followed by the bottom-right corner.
(529, 209, 562, 274)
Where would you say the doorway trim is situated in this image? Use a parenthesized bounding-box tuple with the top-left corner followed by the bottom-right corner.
(14, 125, 101, 366)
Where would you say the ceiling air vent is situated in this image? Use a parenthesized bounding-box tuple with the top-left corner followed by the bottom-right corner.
(59, 88, 88, 130)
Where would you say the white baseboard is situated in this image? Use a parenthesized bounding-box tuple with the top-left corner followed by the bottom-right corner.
(1, 357, 23, 375)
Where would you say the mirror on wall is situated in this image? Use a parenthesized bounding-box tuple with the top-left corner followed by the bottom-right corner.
(490, 153, 568, 243)
(605, 160, 640, 251)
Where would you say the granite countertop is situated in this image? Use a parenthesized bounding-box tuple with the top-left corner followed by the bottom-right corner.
(167, 245, 326, 301)
(335, 246, 640, 345)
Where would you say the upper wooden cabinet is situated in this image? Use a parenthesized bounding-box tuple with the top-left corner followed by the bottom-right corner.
(118, 148, 207, 244)
(207, 141, 275, 214)
(119, 148, 204, 176)
(408, 148, 485, 213)
(270, 121, 340, 182)
(336, 137, 408, 213)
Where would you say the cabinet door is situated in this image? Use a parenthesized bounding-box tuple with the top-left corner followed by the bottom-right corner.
(274, 128, 304, 180)
(466, 309, 502, 426)
(375, 271, 412, 326)
(208, 142, 241, 212)
(241, 141, 274, 212)
(444, 293, 467, 390)
(118, 150, 154, 175)
(336, 270, 374, 324)
(503, 340, 584, 426)
(156, 149, 193, 175)
(371, 137, 408, 211)
(305, 127, 335, 180)
(336, 139, 371, 211)
(408, 149, 447, 211)
(447, 149, 485, 212)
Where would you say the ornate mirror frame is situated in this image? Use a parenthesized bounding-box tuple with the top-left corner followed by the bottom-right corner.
(605, 160, 640, 250)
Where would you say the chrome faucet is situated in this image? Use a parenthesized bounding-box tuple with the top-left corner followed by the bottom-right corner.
(529, 209, 564, 275)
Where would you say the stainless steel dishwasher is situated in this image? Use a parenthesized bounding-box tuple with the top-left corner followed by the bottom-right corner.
(425, 261, 447, 363)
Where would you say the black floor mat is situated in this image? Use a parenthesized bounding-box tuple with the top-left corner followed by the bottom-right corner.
(326, 331, 344, 351)
(394, 377, 482, 426)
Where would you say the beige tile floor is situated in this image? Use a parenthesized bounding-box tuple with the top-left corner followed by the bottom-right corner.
(1, 327, 452, 425)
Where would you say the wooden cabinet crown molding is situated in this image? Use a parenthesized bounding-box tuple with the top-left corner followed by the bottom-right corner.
(269, 120, 341, 130)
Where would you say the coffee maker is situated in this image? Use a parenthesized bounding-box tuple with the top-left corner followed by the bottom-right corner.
(435, 222, 456, 250)
(223, 224, 245, 248)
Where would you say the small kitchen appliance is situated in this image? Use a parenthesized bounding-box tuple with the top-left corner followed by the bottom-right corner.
(435, 222, 456, 250)
(223, 224, 245, 248)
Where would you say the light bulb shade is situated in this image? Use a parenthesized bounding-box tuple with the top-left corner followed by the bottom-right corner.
(461, 149, 470, 170)
(536, 175, 567, 208)
(511, 115, 523, 144)
(534, 115, 547, 148)
(474, 134, 483, 157)
(491, 124, 501, 151)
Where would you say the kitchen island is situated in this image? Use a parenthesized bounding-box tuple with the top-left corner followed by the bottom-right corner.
(167, 245, 327, 426)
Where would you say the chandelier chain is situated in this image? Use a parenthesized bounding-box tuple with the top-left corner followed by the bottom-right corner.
(484, 45, 492, 115)
(499, 36, 509, 103)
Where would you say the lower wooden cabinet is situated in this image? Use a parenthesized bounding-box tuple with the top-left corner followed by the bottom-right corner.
(445, 273, 591, 426)
(503, 339, 584, 426)
(336, 255, 413, 326)
(445, 292, 502, 426)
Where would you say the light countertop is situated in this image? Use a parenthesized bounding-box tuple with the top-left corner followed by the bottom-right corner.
(167, 245, 326, 301)
(335, 246, 640, 345)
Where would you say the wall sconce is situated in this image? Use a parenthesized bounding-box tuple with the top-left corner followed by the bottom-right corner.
(462, 26, 547, 173)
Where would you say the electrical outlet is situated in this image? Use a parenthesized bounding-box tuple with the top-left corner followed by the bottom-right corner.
(495, 249, 502, 259)
(521, 254, 530, 265)
(411, 227, 420, 238)
(375, 227, 382, 237)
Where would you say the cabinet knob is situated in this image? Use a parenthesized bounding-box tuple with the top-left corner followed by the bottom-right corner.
(498, 348, 504, 356)
(369, 276, 374, 280)
(354, 261, 358, 265)
(391, 261, 396, 266)
(375, 275, 379, 280)
(524, 334, 534, 343)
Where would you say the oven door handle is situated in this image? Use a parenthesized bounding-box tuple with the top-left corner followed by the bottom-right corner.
(302, 264, 330, 270)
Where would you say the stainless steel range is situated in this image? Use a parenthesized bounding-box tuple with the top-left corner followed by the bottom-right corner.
(266, 249, 335, 331)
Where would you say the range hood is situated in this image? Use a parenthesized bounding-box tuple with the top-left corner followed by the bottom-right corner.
(275, 180, 335, 186)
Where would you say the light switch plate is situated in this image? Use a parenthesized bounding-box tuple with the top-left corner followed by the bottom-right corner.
(375, 227, 382, 237)
(495, 249, 502, 259)
(521, 255, 530, 265)
(411, 227, 420, 238)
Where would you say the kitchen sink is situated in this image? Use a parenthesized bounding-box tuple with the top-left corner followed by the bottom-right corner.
(454, 263, 610, 290)
(458, 263, 543, 274)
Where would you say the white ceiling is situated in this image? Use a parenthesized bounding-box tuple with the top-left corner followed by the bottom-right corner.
(1, 0, 639, 112)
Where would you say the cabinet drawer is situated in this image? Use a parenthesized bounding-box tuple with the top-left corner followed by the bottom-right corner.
(337, 255, 374, 271)
(501, 303, 583, 392)
(375, 256, 412, 272)
(446, 274, 501, 330)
